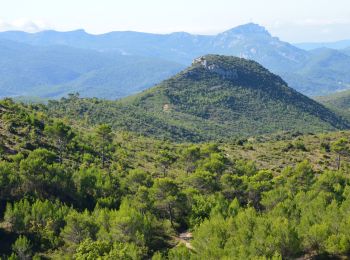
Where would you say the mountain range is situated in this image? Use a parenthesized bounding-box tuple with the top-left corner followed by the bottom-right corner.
(1, 23, 350, 98)
(47, 55, 349, 142)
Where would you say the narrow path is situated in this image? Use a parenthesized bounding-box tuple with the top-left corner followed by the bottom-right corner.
(174, 232, 194, 250)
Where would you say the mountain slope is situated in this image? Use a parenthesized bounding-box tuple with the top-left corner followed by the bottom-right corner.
(0, 39, 184, 99)
(316, 90, 350, 121)
(280, 48, 350, 95)
(342, 47, 350, 56)
(207, 24, 308, 72)
(47, 55, 349, 142)
(1, 24, 350, 97)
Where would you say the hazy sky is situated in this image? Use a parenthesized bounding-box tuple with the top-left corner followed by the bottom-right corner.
(1, 0, 350, 42)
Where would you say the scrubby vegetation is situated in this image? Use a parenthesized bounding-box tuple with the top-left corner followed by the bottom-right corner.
(317, 89, 350, 121)
(45, 56, 349, 143)
(1, 97, 350, 259)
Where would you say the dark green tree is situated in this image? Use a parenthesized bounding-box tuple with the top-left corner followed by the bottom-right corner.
(95, 124, 113, 168)
(156, 149, 176, 177)
(182, 146, 200, 174)
(331, 138, 350, 170)
(45, 120, 74, 163)
(12, 235, 32, 260)
(151, 178, 186, 228)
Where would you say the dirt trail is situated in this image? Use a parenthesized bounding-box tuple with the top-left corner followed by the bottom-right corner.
(175, 232, 194, 250)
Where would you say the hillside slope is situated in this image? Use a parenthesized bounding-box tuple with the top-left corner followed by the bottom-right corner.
(0, 39, 184, 99)
(281, 48, 350, 95)
(47, 55, 349, 142)
(316, 89, 350, 121)
(3, 93, 350, 259)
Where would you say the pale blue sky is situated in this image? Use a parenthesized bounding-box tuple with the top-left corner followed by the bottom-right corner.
(1, 0, 350, 42)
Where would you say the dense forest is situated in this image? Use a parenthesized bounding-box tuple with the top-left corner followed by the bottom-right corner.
(1, 97, 350, 259)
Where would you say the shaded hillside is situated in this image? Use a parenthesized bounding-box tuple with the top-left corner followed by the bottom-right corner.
(0, 39, 184, 99)
(46, 55, 349, 142)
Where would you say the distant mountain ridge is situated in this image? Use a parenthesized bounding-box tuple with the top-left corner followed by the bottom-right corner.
(47, 55, 349, 142)
(0, 24, 308, 68)
(295, 39, 350, 50)
(1, 23, 350, 97)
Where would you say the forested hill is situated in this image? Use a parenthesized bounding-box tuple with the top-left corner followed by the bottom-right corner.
(2, 97, 350, 259)
(316, 89, 350, 121)
(47, 55, 350, 142)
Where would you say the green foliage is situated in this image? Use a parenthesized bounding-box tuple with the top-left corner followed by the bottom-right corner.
(151, 178, 187, 228)
(317, 88, 350, 121)
(5, 199, 69, 249)
(192, 214, 229, 259)
(167, 244, 192, 260)
(61, 210, 99, 247)
(45, 120, 74, 163)
(2, 97, 350, 259)
(331, 138, 350, 169)
(74, 239, 143, 260)
(12, 235, 32, 260)
(94, 124, 113, 168)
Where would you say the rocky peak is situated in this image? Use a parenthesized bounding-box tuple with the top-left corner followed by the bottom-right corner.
(192, 56, 238, 80)
(218, 23, 271, 37)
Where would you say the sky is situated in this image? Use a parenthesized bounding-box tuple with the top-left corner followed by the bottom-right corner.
(1, 0, 350, 42)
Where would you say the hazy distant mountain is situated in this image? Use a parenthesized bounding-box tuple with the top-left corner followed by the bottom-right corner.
(1, 23, 350, 97)
(280, 48, 350, 95)
(295, 40, 350, 50)
(0, 24, 309, 70)
(341, 47, 350, 56)
(0, 39, 184, 99)
(48, 55, 349, 142)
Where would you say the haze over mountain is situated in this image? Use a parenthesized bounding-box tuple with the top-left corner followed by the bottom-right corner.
(342, 47, 350, 56)
(47, 55, 349, 142)
(295, 39, 350, 51)
(0, 39, 183, 99)
(1, 23, 350, 98)
(282, 48, 350, 94)
(0, 24, 307, 70)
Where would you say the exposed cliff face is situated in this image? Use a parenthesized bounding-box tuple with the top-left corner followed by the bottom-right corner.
(192, 56, 238, 80)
